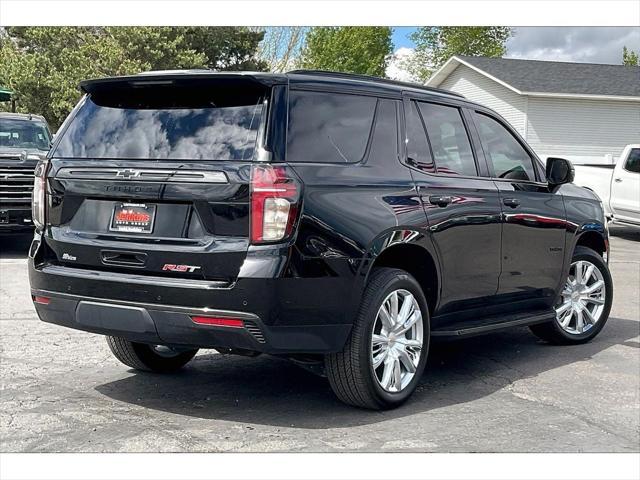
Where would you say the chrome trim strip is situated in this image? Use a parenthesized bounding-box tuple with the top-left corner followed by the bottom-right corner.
(40, 264, 233, 290)
(55, 168, 228, 184)
(31, 288, 259, 320)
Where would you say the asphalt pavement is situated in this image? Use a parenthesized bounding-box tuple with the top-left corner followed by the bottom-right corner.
(1, 227, 638, 452)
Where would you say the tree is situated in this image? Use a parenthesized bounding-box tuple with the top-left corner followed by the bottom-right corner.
(0, 27, 266, 128)
(299, 27, 392, 77)
(258, 27, 307, 72)
(622, 46, 639, 66)
(406, 27, 512, 82)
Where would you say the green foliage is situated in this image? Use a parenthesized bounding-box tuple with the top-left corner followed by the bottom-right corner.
(622, 46, 639, 66)
(407, 27, 512, 82)
(299, 27, 392, 77)
(0, 27, 266, 128)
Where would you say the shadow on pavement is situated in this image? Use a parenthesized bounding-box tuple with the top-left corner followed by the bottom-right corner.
(0, 232, 33, 259)
(609, 225, 640, 242)
(95, 317, 639, 429)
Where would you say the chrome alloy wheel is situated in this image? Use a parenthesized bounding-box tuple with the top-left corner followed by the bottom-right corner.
(555, 260, 607, 335)
(371, 289, 424, 393)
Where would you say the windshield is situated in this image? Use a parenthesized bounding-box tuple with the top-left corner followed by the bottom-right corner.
(54, 85, 267, 161)
(0, 118, 51, 151)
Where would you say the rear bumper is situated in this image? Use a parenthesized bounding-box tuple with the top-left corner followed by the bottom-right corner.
(31, 288, 351, 354)
(28, 238, 357, 354)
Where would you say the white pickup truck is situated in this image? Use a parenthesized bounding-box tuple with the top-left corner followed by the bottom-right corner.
(573, 144, 640, 227)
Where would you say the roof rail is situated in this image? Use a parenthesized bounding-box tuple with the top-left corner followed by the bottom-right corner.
(287, 69, 465, 98)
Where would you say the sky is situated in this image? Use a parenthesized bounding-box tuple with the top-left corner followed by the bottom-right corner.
(388, 26, 640, 80)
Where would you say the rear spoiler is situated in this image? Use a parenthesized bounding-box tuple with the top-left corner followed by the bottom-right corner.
(80, 72, 288, 94)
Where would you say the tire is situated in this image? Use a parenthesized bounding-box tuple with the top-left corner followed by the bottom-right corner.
(530, 246, 613, 345)
(325, 267, 430, 410)
(106, 336, 198, 373)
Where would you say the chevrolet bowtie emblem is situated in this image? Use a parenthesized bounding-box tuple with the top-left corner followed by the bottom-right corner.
(115, 169, 141, 179)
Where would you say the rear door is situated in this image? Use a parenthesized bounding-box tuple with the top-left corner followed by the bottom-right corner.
(404, 97, 502, 317)
(610, 147, 640, 224)
(43, 76, 276, 284)
(470, 110, 567, 309)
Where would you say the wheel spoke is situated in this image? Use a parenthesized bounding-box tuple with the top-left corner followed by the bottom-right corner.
(380, 357, 395, 390)
(556, 301, 572, 316)
(584, 296, 604, 306)
(583, 264, 595, 285)
(372, 334, 387, 346)
(397, 294, 414, 324)
(388, 291, 399, 324)
(575, 309, 585, 333)
(574, 261, 584, 284)
(399, 338, 422, 349)
(396, 310, 422, 335)
(583, 280, 604, 295)
(392, 357, 402, 390)
(559, 309, 573, 328)
(398, 347, 417, 373)
(378, 306, 394, 331)
(372, 347, 388, 369)
(582, 306, 597, 325)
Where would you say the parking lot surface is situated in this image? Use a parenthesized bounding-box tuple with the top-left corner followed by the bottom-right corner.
(1, 227, 638, 452)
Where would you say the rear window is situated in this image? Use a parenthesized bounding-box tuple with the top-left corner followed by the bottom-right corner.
(0, 119, 51, 151)
(53, 85, 267, 161)
(287, 90, 377, 163)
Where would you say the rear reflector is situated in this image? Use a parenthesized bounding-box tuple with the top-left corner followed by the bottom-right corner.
(33, 296, 51, 305)
(191, 316, 244, 328)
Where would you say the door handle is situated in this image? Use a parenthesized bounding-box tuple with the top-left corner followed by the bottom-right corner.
(614, 178, 623, 183)
(429, 195, 452, 207)
(503, 198, 521, 208)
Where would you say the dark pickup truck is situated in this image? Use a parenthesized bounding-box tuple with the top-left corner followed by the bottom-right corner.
(0, 112, 52, 232)
(28, 70, 613, 409)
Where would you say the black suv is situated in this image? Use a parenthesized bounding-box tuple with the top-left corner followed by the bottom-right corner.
(1, 113, 52, 232)
(28, 70, 613, 409)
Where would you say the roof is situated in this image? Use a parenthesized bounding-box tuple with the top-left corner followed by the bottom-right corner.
(427, 56, 640, 100)
(0, 112, 47, 123)
(79, 69, 465, 102)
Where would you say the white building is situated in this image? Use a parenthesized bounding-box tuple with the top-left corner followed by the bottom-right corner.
(426, 55, 640, 165)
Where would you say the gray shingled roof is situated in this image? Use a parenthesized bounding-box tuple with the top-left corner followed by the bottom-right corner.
(458, 56, 640, 97)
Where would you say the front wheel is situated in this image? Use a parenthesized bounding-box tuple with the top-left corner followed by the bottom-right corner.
(106, 336, 198, 373)
(325, 268, 430, 409)
(530, 246, 613, 345)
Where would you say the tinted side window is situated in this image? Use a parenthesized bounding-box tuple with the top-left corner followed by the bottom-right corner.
(624, 148, 640, 173)
(418, 102, 477, 176)
(474, 112, 536, 181)
(405, 101, 435, 173)
(367, 99, 399, 164)
(287, 90, 377, 163)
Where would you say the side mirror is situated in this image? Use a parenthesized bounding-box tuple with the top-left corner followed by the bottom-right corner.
(546, 157, 574, 186)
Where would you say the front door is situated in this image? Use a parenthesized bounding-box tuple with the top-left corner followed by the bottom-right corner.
(403, 98, 503, 319)
(610, 147, 640, 225)
(471, 110, 567, 310)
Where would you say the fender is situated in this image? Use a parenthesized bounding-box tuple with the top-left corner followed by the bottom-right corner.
(349, 226, 443, 315)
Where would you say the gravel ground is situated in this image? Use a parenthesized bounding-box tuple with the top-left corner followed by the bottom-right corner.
(1, 226, 638, 452)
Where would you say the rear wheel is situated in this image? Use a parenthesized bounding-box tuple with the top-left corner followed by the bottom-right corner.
(530, 246, 613, 345)
(325, 268, 429, 409)
(106, 336, 198, 373)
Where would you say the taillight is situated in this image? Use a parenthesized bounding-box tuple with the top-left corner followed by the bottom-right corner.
(32, 295, 51, 305)
(32, 160, 48, 229)
(250, 164, 300, 244)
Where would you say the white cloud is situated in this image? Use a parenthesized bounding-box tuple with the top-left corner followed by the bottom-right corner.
(506, 27, 640, 64)
(386, 47, 419, 82)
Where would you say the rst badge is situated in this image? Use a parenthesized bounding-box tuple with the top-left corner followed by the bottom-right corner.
(162, 264, 201, 273)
